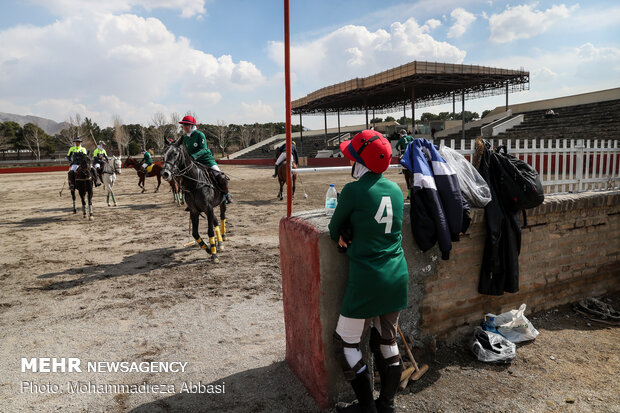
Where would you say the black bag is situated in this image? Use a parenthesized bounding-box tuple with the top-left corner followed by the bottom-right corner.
(494, 146, 544, 211)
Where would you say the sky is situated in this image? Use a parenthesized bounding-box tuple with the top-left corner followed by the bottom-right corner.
(0, 0, 618, 130)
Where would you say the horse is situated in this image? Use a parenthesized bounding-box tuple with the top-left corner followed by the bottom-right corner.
(277, 161, 297, 200)
(122, 156, 162, 193)
(71, 155, 94, 220)
(161, 143, 227, 263)
(102, 155, 122, 206)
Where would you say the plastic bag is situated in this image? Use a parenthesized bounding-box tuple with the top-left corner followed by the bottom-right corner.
(470, 327, 516, 363)
(439, 145, 491, 208)
(486, 304, 539, 343)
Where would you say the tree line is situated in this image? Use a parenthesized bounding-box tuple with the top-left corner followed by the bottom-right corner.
(369, 110, 490, 125)
(0, 112, 302, 160)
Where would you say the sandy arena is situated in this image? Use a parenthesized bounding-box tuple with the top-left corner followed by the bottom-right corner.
(0, 166, 618, 412)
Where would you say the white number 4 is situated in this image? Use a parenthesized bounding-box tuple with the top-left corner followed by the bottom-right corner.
(374, 196, 393, 234)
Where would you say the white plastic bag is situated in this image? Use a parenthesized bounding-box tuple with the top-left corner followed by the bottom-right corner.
(439, 145, 491, 208)
(487, 304, 540, 343)
(470, 327, 516, 363)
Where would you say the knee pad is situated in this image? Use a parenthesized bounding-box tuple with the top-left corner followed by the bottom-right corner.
(370, 329, 400, 367)
(333, 332, 366, 381)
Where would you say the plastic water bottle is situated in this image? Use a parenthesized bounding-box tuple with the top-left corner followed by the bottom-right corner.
(325, 184, 337, 216)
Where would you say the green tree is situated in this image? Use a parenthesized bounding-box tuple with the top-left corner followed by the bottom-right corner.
(384, 116, 396, 122)
(370, 117, 383, 123)
(481, 110, 492, 119)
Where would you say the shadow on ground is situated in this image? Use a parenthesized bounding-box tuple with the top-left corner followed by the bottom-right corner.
(34, 247, 187, 290)
(129, 362, 319, 413)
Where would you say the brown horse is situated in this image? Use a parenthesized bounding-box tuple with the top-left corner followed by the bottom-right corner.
(277, 161, 297, 200)
(122, 156, 162, 193)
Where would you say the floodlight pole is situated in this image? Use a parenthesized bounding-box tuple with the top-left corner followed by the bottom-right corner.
(411, 87, 415, 135)
(284, 0, 292, 217)
(299, 112, 303, 156)
(461, 89, 465, 140)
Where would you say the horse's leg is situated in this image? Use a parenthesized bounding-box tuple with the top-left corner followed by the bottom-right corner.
(213, 213, 223, 248)
(154, 173, 161, 193)
(219, 202, 227, 241)
(80, 188, 87, 218)
(292, 174, 297, 199)
(278, 178, 284, 200)
(207, 209, 218, 263)
(190, 212, 210, 255)
(71, 188, 77, 214)
(88, 187, 94, 220)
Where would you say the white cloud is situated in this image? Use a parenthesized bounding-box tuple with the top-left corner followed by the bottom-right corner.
(489, 4, 578, 43)
(30, 0, 207, 18)
(423, 19, 442, 31)
(576, 43, 620, 61)
(268, 17, 466, 93)
(240, 100, 274, 119)
(0, 13, 264, 126)
(532, 67, 558, 81)
(447, 8, 476, 38)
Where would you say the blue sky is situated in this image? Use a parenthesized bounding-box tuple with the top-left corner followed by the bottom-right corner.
(0, 0, 618, 129)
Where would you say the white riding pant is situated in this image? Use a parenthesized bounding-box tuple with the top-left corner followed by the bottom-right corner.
(210, 164, 221, 172)
(275, 152, 287, 166)
(142, 163, 148, 169)
(336, 313, 400, 371)
(69, 164, 79, 172)
(94, 163, 101, 169)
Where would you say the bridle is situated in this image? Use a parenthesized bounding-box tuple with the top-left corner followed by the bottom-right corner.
(164, 146, 213, 189)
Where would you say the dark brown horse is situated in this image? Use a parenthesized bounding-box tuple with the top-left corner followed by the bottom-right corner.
(277, 161, 297, 200)
(72, 155, 94, 220)
(122, 156, 162, 193)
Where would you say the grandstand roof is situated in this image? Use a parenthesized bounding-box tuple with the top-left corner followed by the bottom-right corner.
(292, 61, 529, 115)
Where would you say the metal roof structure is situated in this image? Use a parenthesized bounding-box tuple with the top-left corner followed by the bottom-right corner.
(291, 61, 529, 115)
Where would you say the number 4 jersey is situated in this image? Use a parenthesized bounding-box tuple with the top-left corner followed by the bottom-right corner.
(328, 172, 408, 319)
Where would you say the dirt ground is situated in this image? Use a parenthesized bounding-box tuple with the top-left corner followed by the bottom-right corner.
(0, 166, 618, 413)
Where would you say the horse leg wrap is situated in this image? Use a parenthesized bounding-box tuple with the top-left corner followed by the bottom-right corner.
(214, 227, 223, 243)
(89, 205, 93, 215)
(196, 237, 209, 251)
(209, 237, 217, 255)
(333, 332, 366, 381)
(221, 219, 226, 235)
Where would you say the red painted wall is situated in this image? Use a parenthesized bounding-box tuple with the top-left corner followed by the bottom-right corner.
(279, 217, 329, 408)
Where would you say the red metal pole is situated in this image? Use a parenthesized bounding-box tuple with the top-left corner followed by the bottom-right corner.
(284, 0, 292, 217)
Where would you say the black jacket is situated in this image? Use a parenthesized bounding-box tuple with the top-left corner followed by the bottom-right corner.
(478, 143, 522, 295)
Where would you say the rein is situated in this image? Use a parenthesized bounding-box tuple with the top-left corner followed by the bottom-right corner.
(165, 148, 213, 190)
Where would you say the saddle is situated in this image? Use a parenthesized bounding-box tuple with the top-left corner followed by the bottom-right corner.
(194, 162, 229, 194)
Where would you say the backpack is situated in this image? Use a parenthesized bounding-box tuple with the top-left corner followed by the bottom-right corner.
(493, 145, 544, 212)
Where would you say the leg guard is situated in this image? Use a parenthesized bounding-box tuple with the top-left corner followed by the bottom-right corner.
(342, 369, 378, 413)
(333, 332, 366, 382)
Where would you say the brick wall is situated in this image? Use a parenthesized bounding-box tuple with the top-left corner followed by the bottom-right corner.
(418, 191, 620, 339)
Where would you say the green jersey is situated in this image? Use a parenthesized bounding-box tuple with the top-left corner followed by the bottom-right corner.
(183, 130, 216, 167)
(328, 172, 408, 319)
(396, 135, 413, 153)
(141, 151, 153, 165)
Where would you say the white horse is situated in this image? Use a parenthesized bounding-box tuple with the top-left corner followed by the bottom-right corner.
(102, 156, 122, 206)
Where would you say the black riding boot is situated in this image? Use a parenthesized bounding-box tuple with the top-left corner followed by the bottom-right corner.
(91, 167, 101, 186)
(272, 164, 278, 178)
(374, 364, 401, 413)
(338, 368, 378, 413)
(369, 327, 401, 413)
(215, 173, 233, 203)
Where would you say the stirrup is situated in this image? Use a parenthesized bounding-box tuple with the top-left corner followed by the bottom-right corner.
(225, 193, 233, 204)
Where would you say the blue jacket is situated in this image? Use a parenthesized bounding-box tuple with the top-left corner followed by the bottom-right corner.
(400, 139, 466, 260)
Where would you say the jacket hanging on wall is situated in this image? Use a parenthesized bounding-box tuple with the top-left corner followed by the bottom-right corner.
(401, 138, 469, 260)
(478, 141, 522, 295)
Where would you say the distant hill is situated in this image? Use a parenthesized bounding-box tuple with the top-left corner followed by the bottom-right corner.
(0, 112, 70, 135)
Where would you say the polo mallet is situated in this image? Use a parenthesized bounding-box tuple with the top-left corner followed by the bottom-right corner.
(59, 181, 66, 197)
(295, 172, 309, 199)
(397, 325, 428, 389)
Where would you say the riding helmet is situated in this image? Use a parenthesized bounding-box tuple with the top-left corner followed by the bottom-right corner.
(339, 130, 392, 174)
(74, 137, 83, 142)
(179, 115, 197, 126)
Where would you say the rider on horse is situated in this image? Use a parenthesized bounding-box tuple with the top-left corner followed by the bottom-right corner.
(179, 115, 233, 204)
(273, 141, 299, 177)
(92, 140, 108, 185)
(140, 149, 154, 174)
(67, 137, 99, 188)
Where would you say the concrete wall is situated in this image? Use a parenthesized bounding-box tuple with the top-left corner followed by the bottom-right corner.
(279, 191, 620, 408)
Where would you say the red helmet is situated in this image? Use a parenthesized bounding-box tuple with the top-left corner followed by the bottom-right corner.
(179, 115, 197, 125)
(339, 130, 392, 173)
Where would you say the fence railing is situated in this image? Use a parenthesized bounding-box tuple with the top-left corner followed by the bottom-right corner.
(435, 138, 620, 195)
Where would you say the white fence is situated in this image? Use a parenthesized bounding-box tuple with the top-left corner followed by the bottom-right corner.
(435, 138, 620, 195)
